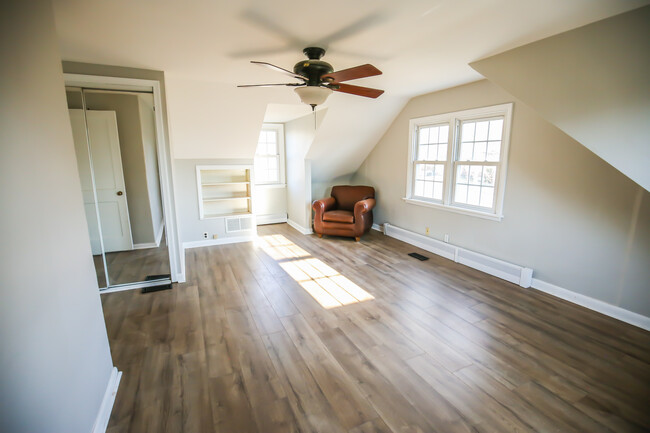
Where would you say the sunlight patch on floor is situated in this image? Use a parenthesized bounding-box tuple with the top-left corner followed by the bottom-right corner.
(257, 235, 374, 309)
(256, 234, 311, 260)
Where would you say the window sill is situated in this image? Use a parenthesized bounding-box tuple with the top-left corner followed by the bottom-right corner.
(402, 197, 503, 221)
(254, 183, 286, 189)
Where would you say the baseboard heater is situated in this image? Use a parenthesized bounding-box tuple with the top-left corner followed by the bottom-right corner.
(383, 223, 533, 288)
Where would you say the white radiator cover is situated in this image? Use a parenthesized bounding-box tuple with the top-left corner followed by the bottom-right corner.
(383, 223, 533, 287)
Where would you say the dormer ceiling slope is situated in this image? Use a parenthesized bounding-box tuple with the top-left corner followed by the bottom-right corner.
(52, 0, 647, 183)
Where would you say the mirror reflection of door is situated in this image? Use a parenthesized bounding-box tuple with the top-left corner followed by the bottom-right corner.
(66, 88, 171, 289)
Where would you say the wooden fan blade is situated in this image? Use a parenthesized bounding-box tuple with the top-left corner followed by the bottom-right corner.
(333, 83, 384, 98)
(321, 64, 382, 83)
(251, 61, 307, 81)
(238, 83, 304, 87)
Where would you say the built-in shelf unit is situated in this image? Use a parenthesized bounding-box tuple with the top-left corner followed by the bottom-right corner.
(197, 165, 253, 219)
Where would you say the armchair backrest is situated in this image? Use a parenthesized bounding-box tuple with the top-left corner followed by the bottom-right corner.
(331, 185, 375, 211)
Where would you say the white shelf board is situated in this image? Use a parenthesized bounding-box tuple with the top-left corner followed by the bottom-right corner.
(203, 196, 251, 202)
(203, 211, 252, 219)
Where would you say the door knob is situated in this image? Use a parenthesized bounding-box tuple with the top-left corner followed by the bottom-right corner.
(117, 191, 123, 196)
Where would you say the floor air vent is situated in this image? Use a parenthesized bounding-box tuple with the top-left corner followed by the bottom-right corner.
(408, 252, 429, 261)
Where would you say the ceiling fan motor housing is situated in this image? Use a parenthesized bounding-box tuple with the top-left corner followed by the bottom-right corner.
(294, 47, 333, 86)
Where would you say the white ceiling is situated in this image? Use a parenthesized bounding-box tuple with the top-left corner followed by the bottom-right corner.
(52, 0, 646, 180)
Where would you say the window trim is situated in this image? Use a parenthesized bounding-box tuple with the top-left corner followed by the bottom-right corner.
(254, 123, 285, 186)
(405, 103, 513, 221)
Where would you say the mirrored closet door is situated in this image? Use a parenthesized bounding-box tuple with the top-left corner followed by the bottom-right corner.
(66, 87, 171, 290)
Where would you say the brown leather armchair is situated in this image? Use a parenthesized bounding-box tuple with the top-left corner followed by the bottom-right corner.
(312, 185, 376, 241)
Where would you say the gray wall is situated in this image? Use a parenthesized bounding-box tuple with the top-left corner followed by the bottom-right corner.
(353, 79, 650, 317)
(285, 111, 326, 230)
(85, 92, 155, 245)
(0, 1, 114, 432)
(471, 6, 650, 191)
(174, 159, 252, 243)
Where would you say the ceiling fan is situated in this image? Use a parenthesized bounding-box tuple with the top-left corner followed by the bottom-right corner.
(238, 47, 384, 110)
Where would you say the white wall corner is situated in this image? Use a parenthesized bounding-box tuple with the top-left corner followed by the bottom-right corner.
(530, 279, 650, 332)
(91, 367, 122, 433)
(287, 219, 313, 235)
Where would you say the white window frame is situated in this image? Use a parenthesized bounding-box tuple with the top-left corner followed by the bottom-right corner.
(404, 103, 513, 221)
(254, 123, 286, 187)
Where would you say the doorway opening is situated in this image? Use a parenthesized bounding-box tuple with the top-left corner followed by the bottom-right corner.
(64, 75, 181, 292)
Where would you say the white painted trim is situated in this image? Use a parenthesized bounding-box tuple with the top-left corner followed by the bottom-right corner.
(91, 367, 122, 433)
(405, 103, 512, 221)
(63, 74, 182, 284)
(183, 235, 255, 250)
(531, 279, 650, 331)
(99, 278, 171, 294)
(256, 213, 288, 225)
(383, 223, 532, 287)
(255, 123, 286, 185)
(384, 223, 456, 261)
(132, 242, 158, 250)
(287, 218, 313, 235)
(381, 222, 649, 331)
(402, 197, 503, 221)
(371, 223, 384, 233)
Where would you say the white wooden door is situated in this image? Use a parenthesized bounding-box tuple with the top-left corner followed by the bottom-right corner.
(69, 109, 102, 254)
(69, 109, 133, 253)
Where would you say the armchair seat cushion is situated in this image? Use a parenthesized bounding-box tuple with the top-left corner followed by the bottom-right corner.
(323, 210, 354, 224)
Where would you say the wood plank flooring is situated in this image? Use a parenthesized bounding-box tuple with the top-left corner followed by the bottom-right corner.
(102, 223, 650, 433)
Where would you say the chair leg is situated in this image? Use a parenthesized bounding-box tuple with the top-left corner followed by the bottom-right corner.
(317, 233, 323, 238)
(355, 237, 360, 242)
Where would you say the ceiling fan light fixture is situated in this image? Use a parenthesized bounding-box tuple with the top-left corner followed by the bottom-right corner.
(294, 86, 332, 110)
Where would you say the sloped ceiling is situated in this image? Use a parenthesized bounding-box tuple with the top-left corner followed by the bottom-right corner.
(471, 6, 650, 191)
(52, 0, 645, 182)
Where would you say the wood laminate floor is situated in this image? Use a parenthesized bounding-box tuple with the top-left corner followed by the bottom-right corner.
(94, 233, 170, 287)
(102, 223, 650, 433)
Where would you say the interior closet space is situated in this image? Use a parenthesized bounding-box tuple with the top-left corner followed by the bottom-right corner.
(66, 86, 172, 290)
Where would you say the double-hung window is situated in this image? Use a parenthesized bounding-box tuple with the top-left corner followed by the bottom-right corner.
(406, 103, 512, 220)
(254, 124, 285, 185)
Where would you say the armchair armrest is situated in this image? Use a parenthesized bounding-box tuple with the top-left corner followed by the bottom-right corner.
(312, 197, 336, 220)
(354, 198, 376, 220)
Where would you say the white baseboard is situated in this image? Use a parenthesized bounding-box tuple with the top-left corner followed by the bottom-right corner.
(383, 223, 532, 287)
(530, 279, 650, 331)
(382, 222, 649, 331)
(183, 235, 255, 250)
(371, 223, 384, 233)
(133, 242, 158, 250)
(92, 367, 122, 433)
(256, 213, 288, 225)
(133, 221, 165, 250)
(287, 219, 313, 235)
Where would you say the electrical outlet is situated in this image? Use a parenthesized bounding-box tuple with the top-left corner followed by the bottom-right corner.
(213, 234, 218, 239)
(444, 234, 449, 243)
(425, 227, 430, 235)
(203, 232, 208, 239)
